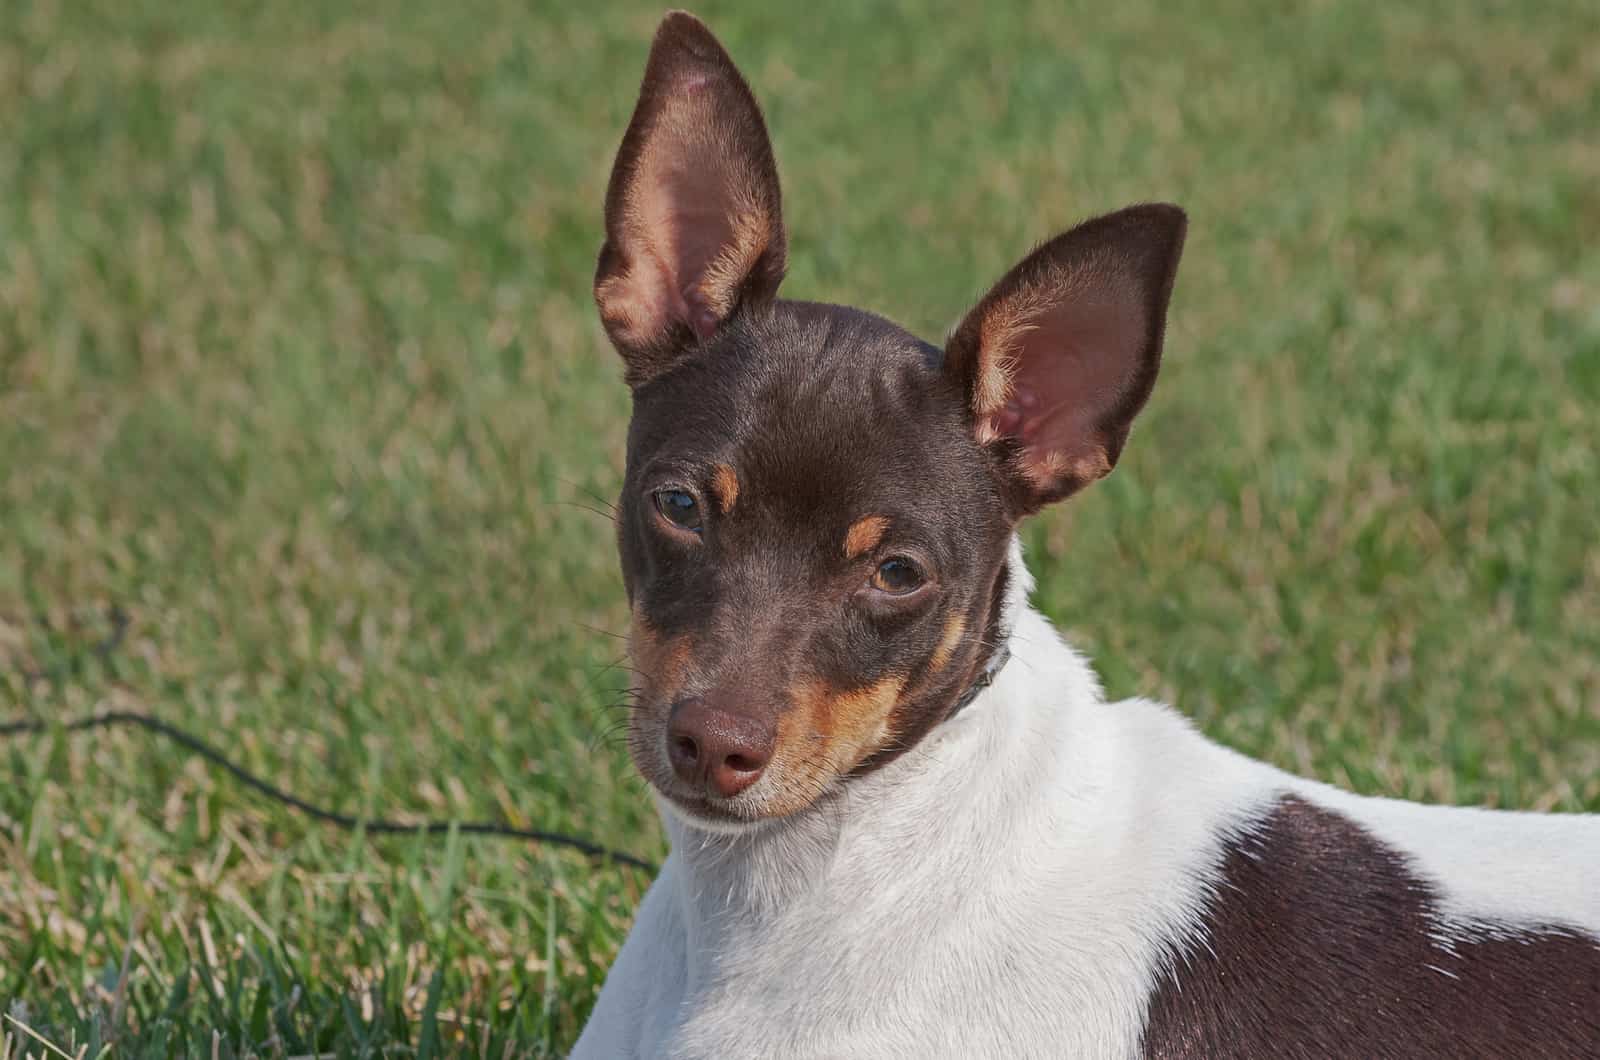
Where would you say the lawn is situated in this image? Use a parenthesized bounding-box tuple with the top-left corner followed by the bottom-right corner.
(2, 0, 1597, 1054)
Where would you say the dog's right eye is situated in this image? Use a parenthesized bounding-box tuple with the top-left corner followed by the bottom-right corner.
(653, 488, 702, 533)
(871, 557, 925, 595)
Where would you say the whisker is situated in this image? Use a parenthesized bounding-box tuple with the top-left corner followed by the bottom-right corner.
(554, 499, 620, 523)
(590, 655, 644, 682)
(560, 477, 620, 515)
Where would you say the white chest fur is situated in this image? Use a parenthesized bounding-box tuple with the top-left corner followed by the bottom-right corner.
(574, 598, 1281, 1059)
(572, 562, 1600, 1059)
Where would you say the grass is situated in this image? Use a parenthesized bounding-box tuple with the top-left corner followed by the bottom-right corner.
(1, 0, 1597, 1053)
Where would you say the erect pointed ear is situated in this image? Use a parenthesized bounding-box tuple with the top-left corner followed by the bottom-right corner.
(945, 203, 1187, 514)
(594, 11, 787, 387)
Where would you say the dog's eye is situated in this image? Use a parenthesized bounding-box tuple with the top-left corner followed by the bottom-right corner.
(871, 557, 924, 595)
(653, 488, 702, 532)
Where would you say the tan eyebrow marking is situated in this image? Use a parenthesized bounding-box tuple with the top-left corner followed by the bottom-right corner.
(843, 515, 890, 559)
(928, 614, 967, 675)
(711, 462, 740, 514)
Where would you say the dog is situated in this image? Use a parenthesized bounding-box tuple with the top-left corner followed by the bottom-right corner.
(571, 12, 1600, 1058)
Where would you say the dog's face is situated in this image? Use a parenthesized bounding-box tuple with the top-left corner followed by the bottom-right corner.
(616, 307, 1014, 826)
(596, 13, 1186, 829)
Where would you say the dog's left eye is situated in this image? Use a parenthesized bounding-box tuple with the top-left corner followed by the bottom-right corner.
(871, 557, 925, 595)
(653, 488, 702, 532)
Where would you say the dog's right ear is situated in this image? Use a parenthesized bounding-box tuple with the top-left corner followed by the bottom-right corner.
(595, 12, 787, 387)
(944, 203, 1187, 516)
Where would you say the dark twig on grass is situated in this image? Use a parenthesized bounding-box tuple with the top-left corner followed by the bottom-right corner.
(3, 606, 659, 875)
(2, 709, 659, 872)
(0, 709, 659, 873)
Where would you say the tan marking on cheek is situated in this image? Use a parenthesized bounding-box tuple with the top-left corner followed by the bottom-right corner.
(828, 675, 909, 768)
(773, 694, 817, 767)
(711, 463, 740, 514)
(843, 515, 890, 559)
(628, 607, 692, 700)
(761, 673, 910, 816)
(928, 614, 967, 675)
(775, 674, 908, 778)
(625, 608, 695, 785)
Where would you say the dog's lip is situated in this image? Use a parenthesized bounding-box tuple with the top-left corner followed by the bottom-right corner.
(653, 788, 775, 835)
(656, 787, 744, 822)
(652, 774, 843, 833)
(632, 726, 836, 825)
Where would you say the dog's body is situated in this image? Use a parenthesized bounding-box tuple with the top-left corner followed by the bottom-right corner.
(573, 13, 1600, 1057)
(577, 553, 1600, 1057)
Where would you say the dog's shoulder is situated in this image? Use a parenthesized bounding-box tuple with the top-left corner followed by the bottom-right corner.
(569, 858, 688, 1059)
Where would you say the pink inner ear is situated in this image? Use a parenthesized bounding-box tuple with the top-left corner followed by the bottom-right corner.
(666, 197, 739, 340)
(983, 295, 1147, 484)
(629, 151, 746, 342)
(618, 129, 772, 349)
(595, 15, 788, 373)
(949, 202, 1185, 500)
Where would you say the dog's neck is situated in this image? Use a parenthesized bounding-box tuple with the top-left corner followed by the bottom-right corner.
(656, 540, 1104, 920)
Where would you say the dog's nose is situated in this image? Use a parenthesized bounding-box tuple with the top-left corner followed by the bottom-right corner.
(666, 698, 775, 799)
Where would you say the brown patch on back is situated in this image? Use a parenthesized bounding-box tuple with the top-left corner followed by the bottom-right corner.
(928, 614, 966, 675)
(843, 515, 890, 559)
(711, 462, 740, 513)
(1142, 795, 1600, 1058)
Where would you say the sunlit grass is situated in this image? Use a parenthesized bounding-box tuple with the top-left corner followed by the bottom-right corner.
(2, 0, 1597, 1053)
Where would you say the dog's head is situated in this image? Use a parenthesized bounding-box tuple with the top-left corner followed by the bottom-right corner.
(596, 12, 1185, 830)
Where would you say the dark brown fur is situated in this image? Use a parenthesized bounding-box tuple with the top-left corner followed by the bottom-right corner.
(617, 303, 1014, 794)
(1142, 796, 1600, 1058)
(599, 13, 1185, 821)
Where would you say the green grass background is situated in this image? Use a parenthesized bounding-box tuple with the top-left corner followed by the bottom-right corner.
(2, 0, 1597, 1054)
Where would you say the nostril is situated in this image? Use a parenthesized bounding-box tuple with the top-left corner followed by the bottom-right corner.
(671, 734, 699, 764)
(723, 752, 763, 774)
(666, 696, 775, 798)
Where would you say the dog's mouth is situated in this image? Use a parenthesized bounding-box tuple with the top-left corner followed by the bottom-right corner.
(641, 768, 814, 835)
(652, 787, 772, 833)
(627, 708, 847, 829)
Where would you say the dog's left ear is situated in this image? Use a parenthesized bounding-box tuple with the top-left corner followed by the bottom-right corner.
(945, 203, 1187, 514)
(595, 12, 787, 387)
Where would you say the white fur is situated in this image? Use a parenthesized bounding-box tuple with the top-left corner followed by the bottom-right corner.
(573, 544, 1600, 1058)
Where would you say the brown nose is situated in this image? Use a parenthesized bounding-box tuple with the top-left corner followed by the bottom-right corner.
(666, 697, 775, 799)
